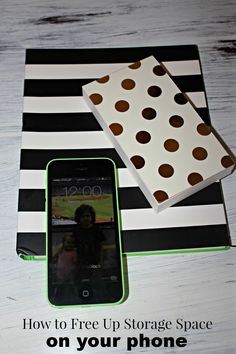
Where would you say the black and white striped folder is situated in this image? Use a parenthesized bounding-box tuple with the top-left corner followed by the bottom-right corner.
(16, 46, 231, 259)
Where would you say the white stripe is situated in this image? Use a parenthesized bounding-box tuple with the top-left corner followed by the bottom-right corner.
(163, 60, 201, 76)
(21, 131, 113, 149)
(18, 212, 46, 232)
(19, 170, 46, 189)
(19, 168, 137, 189)
(17, 204, 226, 233)
(121, 205, 225, 230)
(25, 60, 200, 79)
(187, 91, 206, 108)
(25, 63, 129, 79)
(23, 97, 90, 113)
(117, 168, 137, 187)
(23, 92, 206, 113)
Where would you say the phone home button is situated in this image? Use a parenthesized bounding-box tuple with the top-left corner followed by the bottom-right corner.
(82, 289, 89, 298)
(79, 287, 93, 300)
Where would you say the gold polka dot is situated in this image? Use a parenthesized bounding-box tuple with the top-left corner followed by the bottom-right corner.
(109, 123, 123, 136)
(169, 115, 184, 128)
(129, 61, 141, 69)
(136, 131, 151, 144)
(188, 173, 203, 185)
(148, 85, 162, 97)
(153, 65, 166, 76)
(130, 155, 145, 169)
(115, 100, 129, 112)
(164, 139, 179, 152)
(192, 147, 208, 160)
(89, 93, 103, 105)
(96, 75, 109, 83)
(158, 164, 174, 178)
(197, 123, 212, 136)
(221, 155, 234, 168)
(142, 107, 157, 120)
(121, 79, 135, 90)
(153, 190, 169, 203)
(174, 93, 188, 105)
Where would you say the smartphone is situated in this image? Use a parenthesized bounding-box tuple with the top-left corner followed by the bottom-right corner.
(46, 157, 124, 307)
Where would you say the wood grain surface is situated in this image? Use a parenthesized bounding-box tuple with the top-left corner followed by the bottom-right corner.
(0, 1, 235, 353)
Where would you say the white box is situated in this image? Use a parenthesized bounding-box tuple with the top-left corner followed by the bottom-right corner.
(83, 56, 235, 212)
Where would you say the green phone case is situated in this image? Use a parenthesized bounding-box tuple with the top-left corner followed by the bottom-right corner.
(46, 157, 126, 308)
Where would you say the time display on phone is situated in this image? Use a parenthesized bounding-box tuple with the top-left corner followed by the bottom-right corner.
(52, 177, 114, 224)
(63, 185, 102, 197)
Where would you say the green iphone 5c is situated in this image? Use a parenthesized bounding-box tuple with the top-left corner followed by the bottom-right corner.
(46, 158, 124, 307)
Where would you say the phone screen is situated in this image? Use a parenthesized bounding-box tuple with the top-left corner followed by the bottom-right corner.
(47, 159, 123, 306)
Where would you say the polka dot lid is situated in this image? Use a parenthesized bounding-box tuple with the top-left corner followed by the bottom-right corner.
(83, 56, 235, 212)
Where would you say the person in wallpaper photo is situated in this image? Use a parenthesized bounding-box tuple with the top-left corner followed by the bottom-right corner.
(73, 204, 106, 269)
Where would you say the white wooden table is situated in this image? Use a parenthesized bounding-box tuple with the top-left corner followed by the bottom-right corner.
(0, 1, 235, 353)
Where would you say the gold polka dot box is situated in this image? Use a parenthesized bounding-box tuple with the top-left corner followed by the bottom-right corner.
(83, 55, 235, 212)
(17, 47, 234, 259)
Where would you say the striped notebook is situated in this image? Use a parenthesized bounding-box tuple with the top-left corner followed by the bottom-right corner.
(16, 46, 231, 260)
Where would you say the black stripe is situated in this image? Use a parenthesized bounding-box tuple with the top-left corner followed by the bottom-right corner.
(20, 149, 126, 170)
(24, 76, 204, 97)
(119, 188, 150, 209)
(195, 108, 210, 125)
(22, 113, 102, 132)
(22, 109, 210, 132)
(172, 75, 204, 93)
(18, 189, 46, 211)
(120, 183, 223, 209)
(18, 183, 223, 212)
(16, 224, 230, 256)
(172, 183, 223, 207)
(24, 79, 91, 97)
(17, 233, 46, 256)
(123, 225, 230, 253)
(26, 46, 199, 65)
